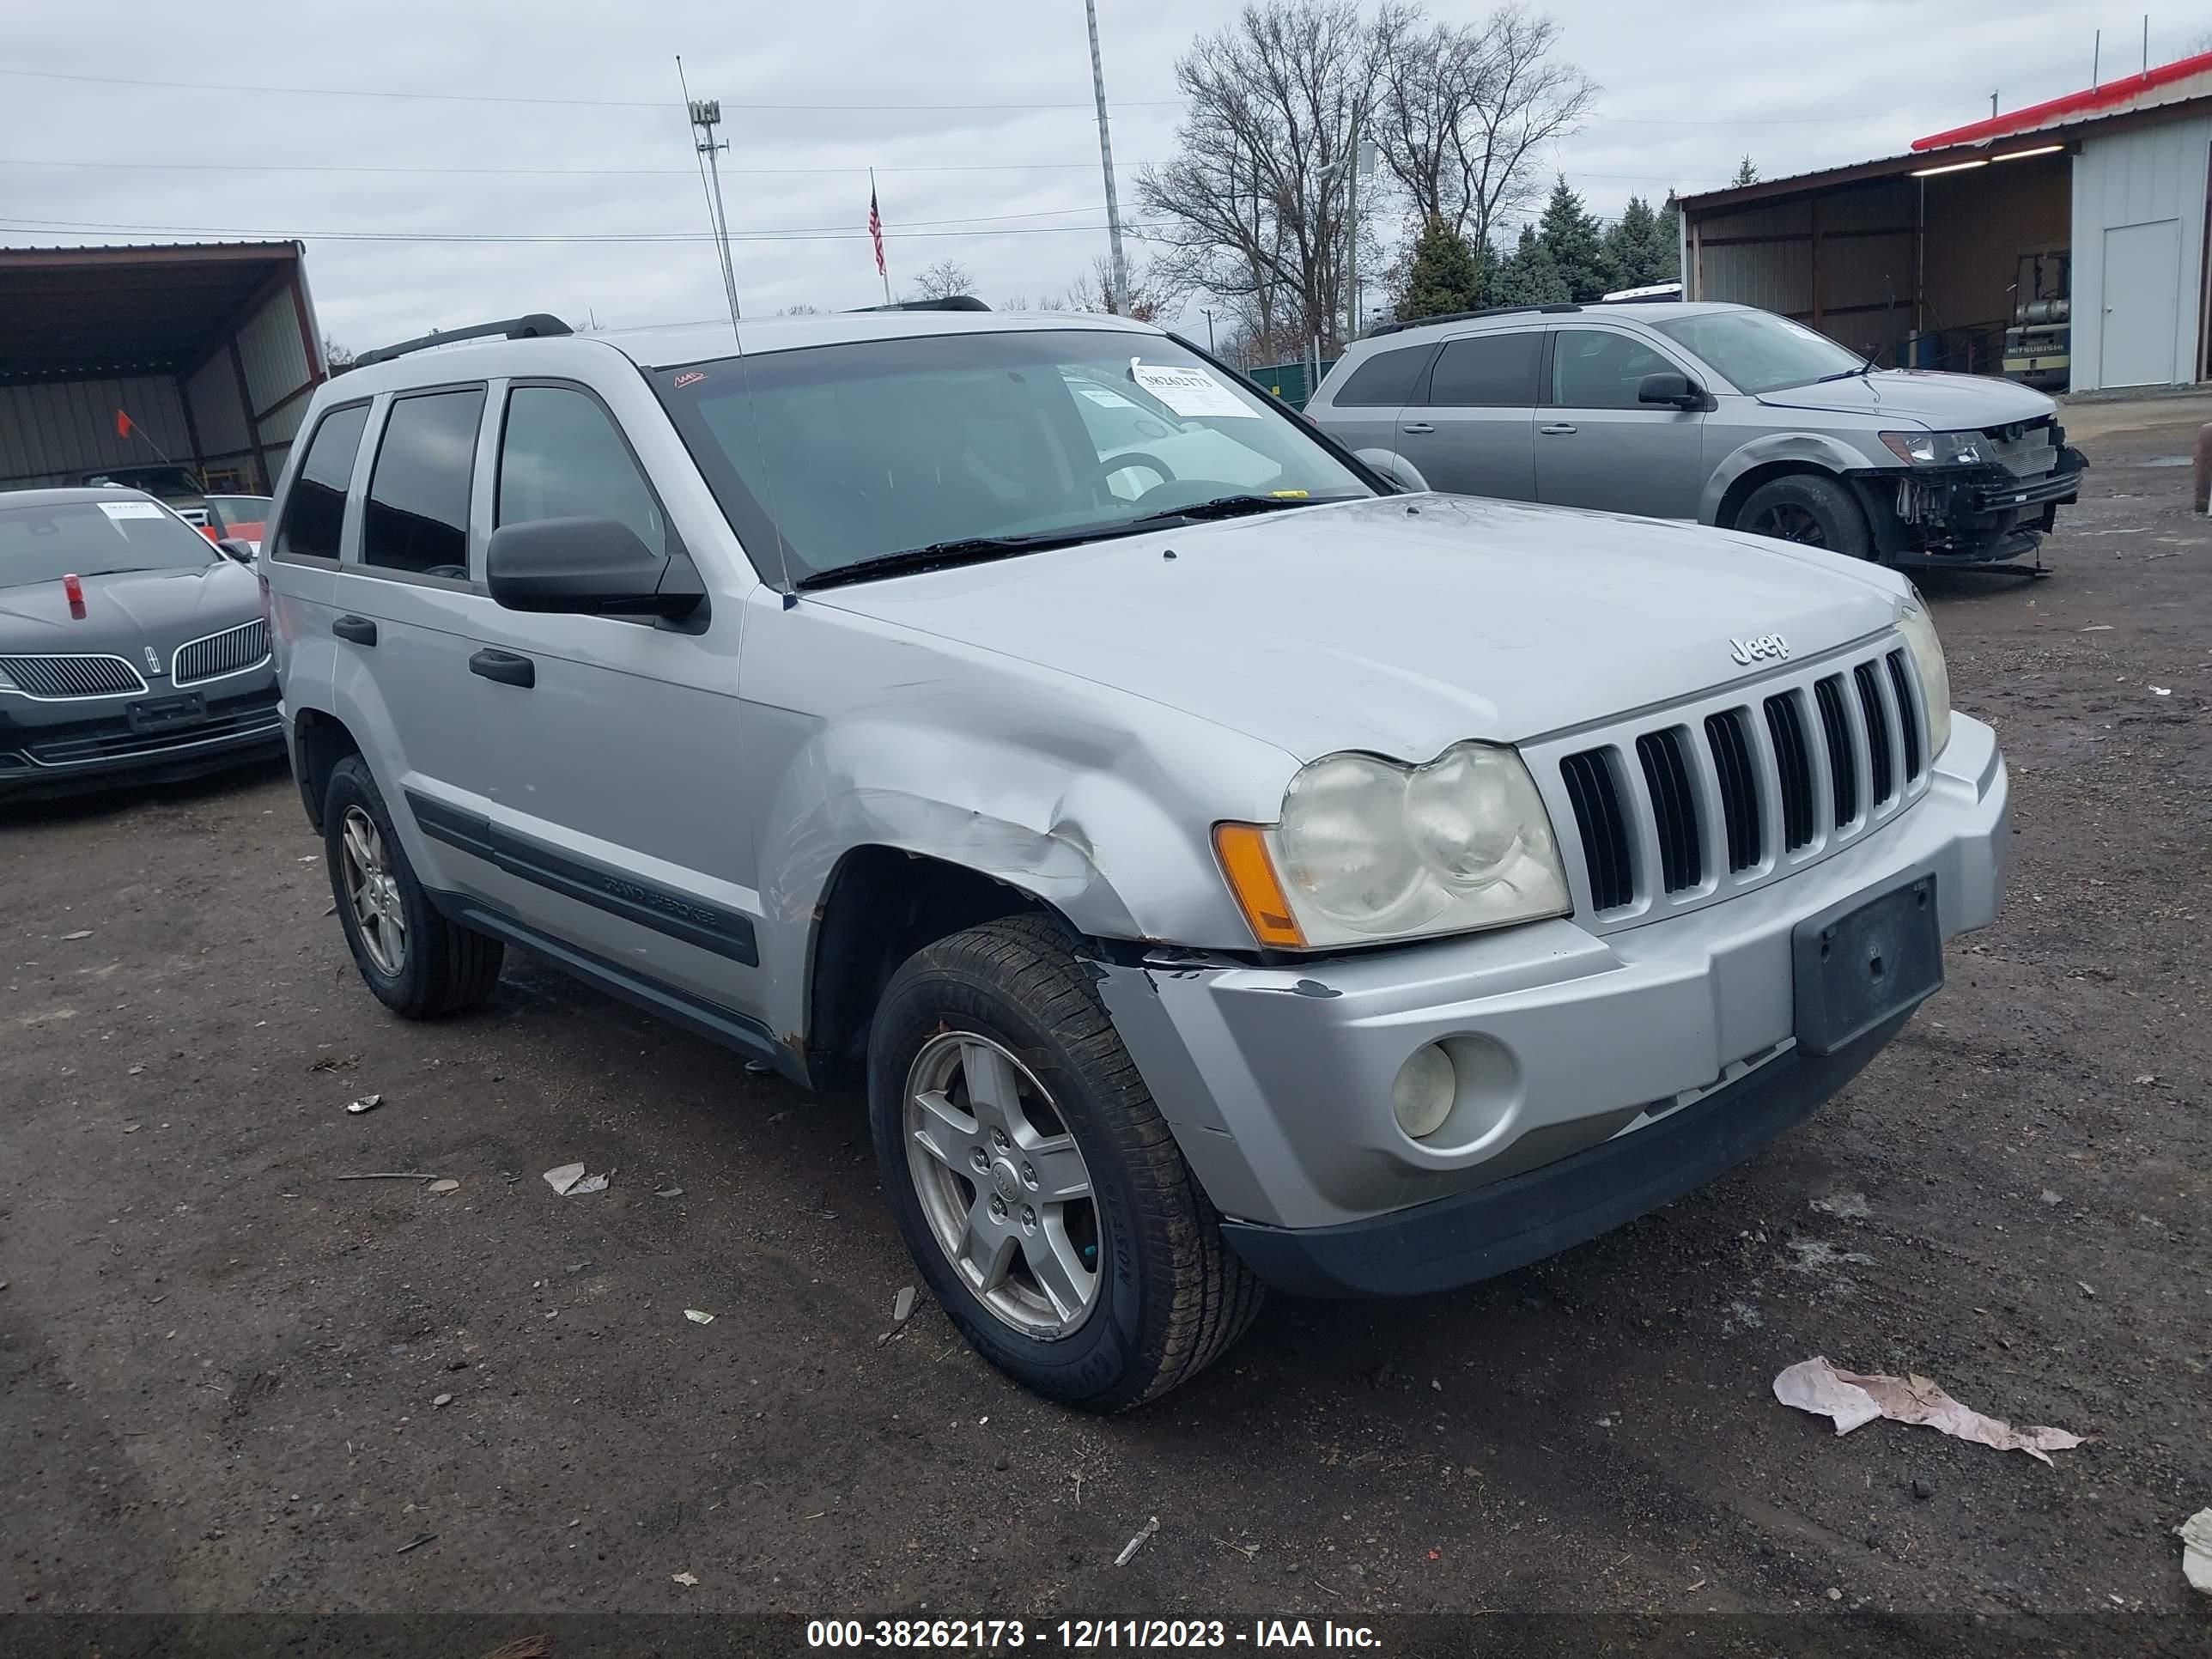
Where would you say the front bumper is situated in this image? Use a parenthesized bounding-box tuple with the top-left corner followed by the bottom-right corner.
(1094, 715, 2008, 1289)
(1850, 446, 2086, 566)
(0, 678, 284, 801)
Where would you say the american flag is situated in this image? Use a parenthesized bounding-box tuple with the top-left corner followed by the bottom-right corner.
(867, 188, 886, 277)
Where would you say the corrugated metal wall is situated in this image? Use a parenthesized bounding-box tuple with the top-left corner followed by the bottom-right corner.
(2070, 112, 2212, 390)
(1688, 177, 1918, 362)
(0, 375, 190, 489)
(185, 349, 249, 460)
(0, 250, 323, 494)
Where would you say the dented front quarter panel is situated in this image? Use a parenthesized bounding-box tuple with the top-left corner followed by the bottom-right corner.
(738, 586, 1304, 1049)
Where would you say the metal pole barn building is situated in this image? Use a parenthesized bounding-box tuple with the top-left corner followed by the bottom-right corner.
(0, 241, 328, 494)
(1678, 51, 2212, 394)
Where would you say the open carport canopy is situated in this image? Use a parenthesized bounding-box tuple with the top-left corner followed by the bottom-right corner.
(0, 242, 307, 380)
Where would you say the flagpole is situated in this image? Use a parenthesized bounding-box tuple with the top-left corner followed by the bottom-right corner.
(872, 167, 892, 303)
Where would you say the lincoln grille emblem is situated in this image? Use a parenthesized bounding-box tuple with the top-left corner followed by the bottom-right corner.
(143, 646, 165, 678)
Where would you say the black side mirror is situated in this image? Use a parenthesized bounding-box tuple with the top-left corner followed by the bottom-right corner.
(485, 517, 704, 620)
(215, 538, 256, 565)
(1638, 371, 1705, 410)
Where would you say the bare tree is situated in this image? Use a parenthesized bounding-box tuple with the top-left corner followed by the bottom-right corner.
(1060, 253, 1189, 323)
(909, 259, 976, 301)
(1370, 5, 1596, 252)
(1138, 1, 1390, 356)
(777, 303, 823, 316)
(322, 336, 356, 374)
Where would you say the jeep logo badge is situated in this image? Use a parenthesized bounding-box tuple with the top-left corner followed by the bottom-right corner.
(1729, 634, 1789, 666)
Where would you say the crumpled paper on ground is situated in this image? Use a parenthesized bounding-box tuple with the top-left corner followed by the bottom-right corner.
(2179, 1509, 2212, 1595)
(1774, 1357, 2086, 1465)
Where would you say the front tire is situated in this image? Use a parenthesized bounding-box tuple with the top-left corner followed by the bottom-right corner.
(867, 915, 1262, 1411)
(1735, 473, 1874, 558)
(323, 754, 504, 1019)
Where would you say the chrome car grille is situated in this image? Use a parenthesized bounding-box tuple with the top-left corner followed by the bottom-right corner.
(172, 619, 270, 686)
(0, 653, 149, 699)
(1536, 640, 1932, 927)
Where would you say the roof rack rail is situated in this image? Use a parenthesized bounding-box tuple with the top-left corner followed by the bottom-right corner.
(1365, 301, 1581, 338)
(848, 295, 991, 313)
(354, 313, 573, 368)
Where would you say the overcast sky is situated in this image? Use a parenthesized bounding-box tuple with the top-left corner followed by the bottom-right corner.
(1, 1, 2201, 351)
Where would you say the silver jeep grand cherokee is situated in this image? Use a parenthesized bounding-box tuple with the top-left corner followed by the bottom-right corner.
(1310, 301, 2085, 568)
(263, 305, 2007, 1410)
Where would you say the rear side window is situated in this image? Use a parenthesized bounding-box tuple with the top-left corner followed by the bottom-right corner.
(1425, 333, 1541, 407)
(361, 388, 486, 577)
(1328, 344, 1435, 407)
(496, 386, 666, 557)
(273, 402, 369, 562)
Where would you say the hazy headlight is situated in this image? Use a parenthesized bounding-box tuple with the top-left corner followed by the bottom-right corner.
(1897, 588, 1953, 757)
(1880, 429, 1990, 466)
(1243, 742, 1572, 948)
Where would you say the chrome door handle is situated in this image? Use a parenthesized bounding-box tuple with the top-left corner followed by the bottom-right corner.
(1540, 423, 1578, 435)
(1400, 422, 1435, 434)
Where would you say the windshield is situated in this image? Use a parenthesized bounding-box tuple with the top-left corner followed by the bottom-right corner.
(654, 328, 1373, 582)
(204, 495, 273, 540)
(0, 499, 219, 587)
(1653, 309, 1867, 394)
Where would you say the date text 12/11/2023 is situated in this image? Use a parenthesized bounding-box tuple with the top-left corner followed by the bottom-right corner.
(805, 1618, 1382, 1649)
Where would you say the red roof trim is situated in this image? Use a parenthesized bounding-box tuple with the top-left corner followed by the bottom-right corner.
(1911, 50, 2212, 150)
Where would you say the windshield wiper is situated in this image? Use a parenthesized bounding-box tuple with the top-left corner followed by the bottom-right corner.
(1808, 366, 1874, 384)
(796, 531, 1118, 591)
(1121, 493, 1333, 530)
(797, 495, 1349, 591)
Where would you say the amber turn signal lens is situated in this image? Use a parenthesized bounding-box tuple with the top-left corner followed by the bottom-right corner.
(1212, 823, 1306, 949)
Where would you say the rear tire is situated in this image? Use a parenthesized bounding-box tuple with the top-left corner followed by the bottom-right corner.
(323, 755, 503, 1019)
(867, 914, 1262, 1411)
(1735, 473, 1874, 559)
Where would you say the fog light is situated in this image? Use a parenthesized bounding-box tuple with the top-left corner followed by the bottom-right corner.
(1391, 1042, 1457, 1140)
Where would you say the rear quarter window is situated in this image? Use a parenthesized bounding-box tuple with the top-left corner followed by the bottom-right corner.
(1327, 344, 1437, 408)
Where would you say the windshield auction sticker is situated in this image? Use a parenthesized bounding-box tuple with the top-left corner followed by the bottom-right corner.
(1128, 361, 1259, 418)
(97, 501, 167, 520)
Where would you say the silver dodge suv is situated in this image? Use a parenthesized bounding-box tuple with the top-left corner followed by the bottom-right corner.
(263, 305, 2008, 1409)
(1310, 301, 2085, 568)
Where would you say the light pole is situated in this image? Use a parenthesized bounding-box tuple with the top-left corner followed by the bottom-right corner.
(1202, 307, 1218, 353)
(1084, 0, 1131, 313)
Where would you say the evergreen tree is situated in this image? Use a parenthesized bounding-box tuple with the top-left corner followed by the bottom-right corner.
(1493, 224, 1571, 306)
(1399, 216, 1488, 319)
(1535, 176, 1614, 301)
(1731, 155, 1759, 187)
(1656, 195, 1682, 282)
(1601, 196, 1673, 290)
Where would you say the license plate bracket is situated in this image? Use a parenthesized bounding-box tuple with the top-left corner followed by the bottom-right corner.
(126, 692, 207, 735)
(1792, 874, 1942, 1056)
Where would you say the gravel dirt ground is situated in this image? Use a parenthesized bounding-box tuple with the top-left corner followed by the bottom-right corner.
(2, 405, 2207, 1649)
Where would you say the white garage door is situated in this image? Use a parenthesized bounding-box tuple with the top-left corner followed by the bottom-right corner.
(2099, 219, 2182, 388)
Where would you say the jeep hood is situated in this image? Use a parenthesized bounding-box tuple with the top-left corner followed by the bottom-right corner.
(808, 495, 1905, 763)
(1755, 369, 2056, 428)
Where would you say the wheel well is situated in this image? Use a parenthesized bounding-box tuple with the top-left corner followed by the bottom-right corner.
(291, 708, 362, 831)
(1716, 460, 1836, 530)
(805, 848, 1059, 1097)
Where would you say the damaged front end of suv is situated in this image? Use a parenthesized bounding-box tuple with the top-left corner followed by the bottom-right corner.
(1854, 417, 2087, 568)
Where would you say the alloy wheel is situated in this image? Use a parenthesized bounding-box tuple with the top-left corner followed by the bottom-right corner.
(903, 1030, 1102, 1338)
(340, 805, 408, 975)
(1749, 501, 1828, 546)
